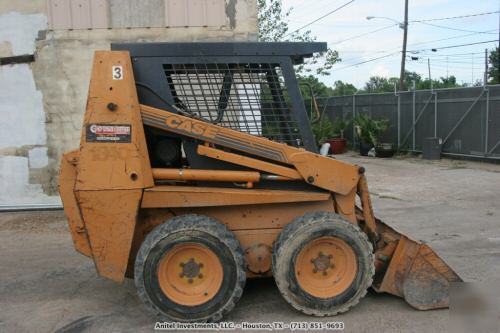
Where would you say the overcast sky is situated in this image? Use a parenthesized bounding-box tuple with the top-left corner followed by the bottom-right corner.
(282, 0, 499, 89)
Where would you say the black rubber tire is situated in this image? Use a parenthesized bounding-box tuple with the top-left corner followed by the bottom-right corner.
(272, 211, 374, 316)
(134, 214, 246, 322)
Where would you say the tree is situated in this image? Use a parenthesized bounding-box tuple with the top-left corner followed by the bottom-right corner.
(297, 75, 334, 99)
(257, 0, 340, 75)
(488, 47, 499, 84)
(363, 76, 395, 93)
(296, 75, 334, 117)
(403, 71, 422, 89)
(361, 71, 464, 93)
(332, 80, 357, 96)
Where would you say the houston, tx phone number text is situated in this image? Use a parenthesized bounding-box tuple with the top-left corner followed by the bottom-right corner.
(154, 321, 344, 331)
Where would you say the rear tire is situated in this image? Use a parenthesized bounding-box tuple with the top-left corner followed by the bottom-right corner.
(272, 211, 374, 316)
(134, 214, 246, 322)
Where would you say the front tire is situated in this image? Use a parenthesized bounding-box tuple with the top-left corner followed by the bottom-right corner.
(272, 211, 374, 316)
(134, 214, 246, 322)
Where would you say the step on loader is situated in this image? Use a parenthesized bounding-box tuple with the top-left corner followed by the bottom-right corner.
(59, 42, 462, 322)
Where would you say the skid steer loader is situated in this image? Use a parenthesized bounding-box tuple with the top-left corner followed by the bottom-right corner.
(59, 42, 462, 322)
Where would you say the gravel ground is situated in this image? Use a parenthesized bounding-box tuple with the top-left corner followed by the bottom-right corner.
(0, 154, 499, 333)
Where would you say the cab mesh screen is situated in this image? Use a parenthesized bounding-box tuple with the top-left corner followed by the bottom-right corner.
(163, 63, 304, 147)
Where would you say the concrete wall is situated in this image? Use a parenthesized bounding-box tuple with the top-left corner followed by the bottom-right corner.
(0, 0, 258, 206)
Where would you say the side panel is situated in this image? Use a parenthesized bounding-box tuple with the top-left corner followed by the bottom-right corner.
(141, 186, 331, 208)
(174, 200, 335, 230)
(72, 51, 153, 282)
(75, 51, 154, 191)
(58, 150, 92, 257)
(78, 189, 143, 281)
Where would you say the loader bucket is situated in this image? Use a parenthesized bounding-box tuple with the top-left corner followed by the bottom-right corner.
(374, 222, 462, 310)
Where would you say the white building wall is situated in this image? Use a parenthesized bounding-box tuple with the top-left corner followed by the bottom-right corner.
(0, 0, 258, 207)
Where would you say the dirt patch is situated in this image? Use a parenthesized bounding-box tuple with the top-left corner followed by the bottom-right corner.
(0, 210, 67, 233)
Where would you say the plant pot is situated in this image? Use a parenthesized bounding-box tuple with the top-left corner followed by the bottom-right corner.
(359, 141, 374, 156)
(327, 138, 347, 154)
(375, 143, 395, 158)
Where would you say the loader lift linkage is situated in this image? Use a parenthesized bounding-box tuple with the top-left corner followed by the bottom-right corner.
(59, 42, 461, 322)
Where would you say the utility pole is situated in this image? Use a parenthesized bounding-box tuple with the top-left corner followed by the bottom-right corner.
(446, 56, 449, 79)
(484, 49, 488, 86)
(497, 6, 499, 83)
(428, 58, 432, 90)
(399, 0, 409, 91)
(472, 53, 474, 84)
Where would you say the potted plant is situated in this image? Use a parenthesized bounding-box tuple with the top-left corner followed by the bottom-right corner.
(354, 114, 391, 157)
(327, 119, 349, 154)
(375, 142, 395, 158)
(311, 117, 335, 149)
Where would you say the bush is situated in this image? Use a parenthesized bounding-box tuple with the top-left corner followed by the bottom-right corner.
(353, 114, 389, 146)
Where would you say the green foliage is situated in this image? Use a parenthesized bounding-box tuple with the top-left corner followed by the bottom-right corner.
(257, 0, 291, 42)
(296, 75, 334, 118)
(361, 71, 464, 93)
(297, 75, 334, 98)
(333, 119, 350, 139)
(261, 122, 280, 138)
(257, 0, 340, 76)
(488, 47, 499, 84)
(311, 116, 351, 145)
(311, 117, 335, 145)
(332, 80, 357, 96)
(363, 76, 398, 93)
(353, 114, 389, 146)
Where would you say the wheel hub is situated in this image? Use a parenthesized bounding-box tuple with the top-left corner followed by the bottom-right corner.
(157, 242, 223, 306)
(180, 258, 203, 281)
(295, 236, 357, 298)
(311, 252, 335, 275)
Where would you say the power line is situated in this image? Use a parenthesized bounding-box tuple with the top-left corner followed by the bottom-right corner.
(412, 10, 500, 23)
(330, 24, 397, 44)
(333, 51, 401, 71)
(337, 30, 498, 57)
(416, 51, 484, 57)
(408, 59, 483, 67)
(406, 30, 498, 48)
(284, 0, 355, 37)
(409, 39, 499, 52)
(335, 40, 498, 72)
(287, 20, 396, 28)
(410, 57, 485, 65)
(418, 22, 497, 34)
(288, 0, 335, 21)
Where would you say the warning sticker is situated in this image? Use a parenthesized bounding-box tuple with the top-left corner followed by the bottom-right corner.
(86, 124, 131, 143)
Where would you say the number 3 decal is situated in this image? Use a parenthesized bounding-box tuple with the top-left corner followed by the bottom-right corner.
(112, 66, 123, 80)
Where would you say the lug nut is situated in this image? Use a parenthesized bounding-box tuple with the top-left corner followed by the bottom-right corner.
(188, 278, 193, 284)
(199, 263, 204, 268)
(313, 268, 318, 273)
(179, 272, 184, 277)
(322, 271, 327, 276)
(198, 274, 203, 279)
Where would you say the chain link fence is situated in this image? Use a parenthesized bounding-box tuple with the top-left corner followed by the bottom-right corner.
(314, 84, 500, 160)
